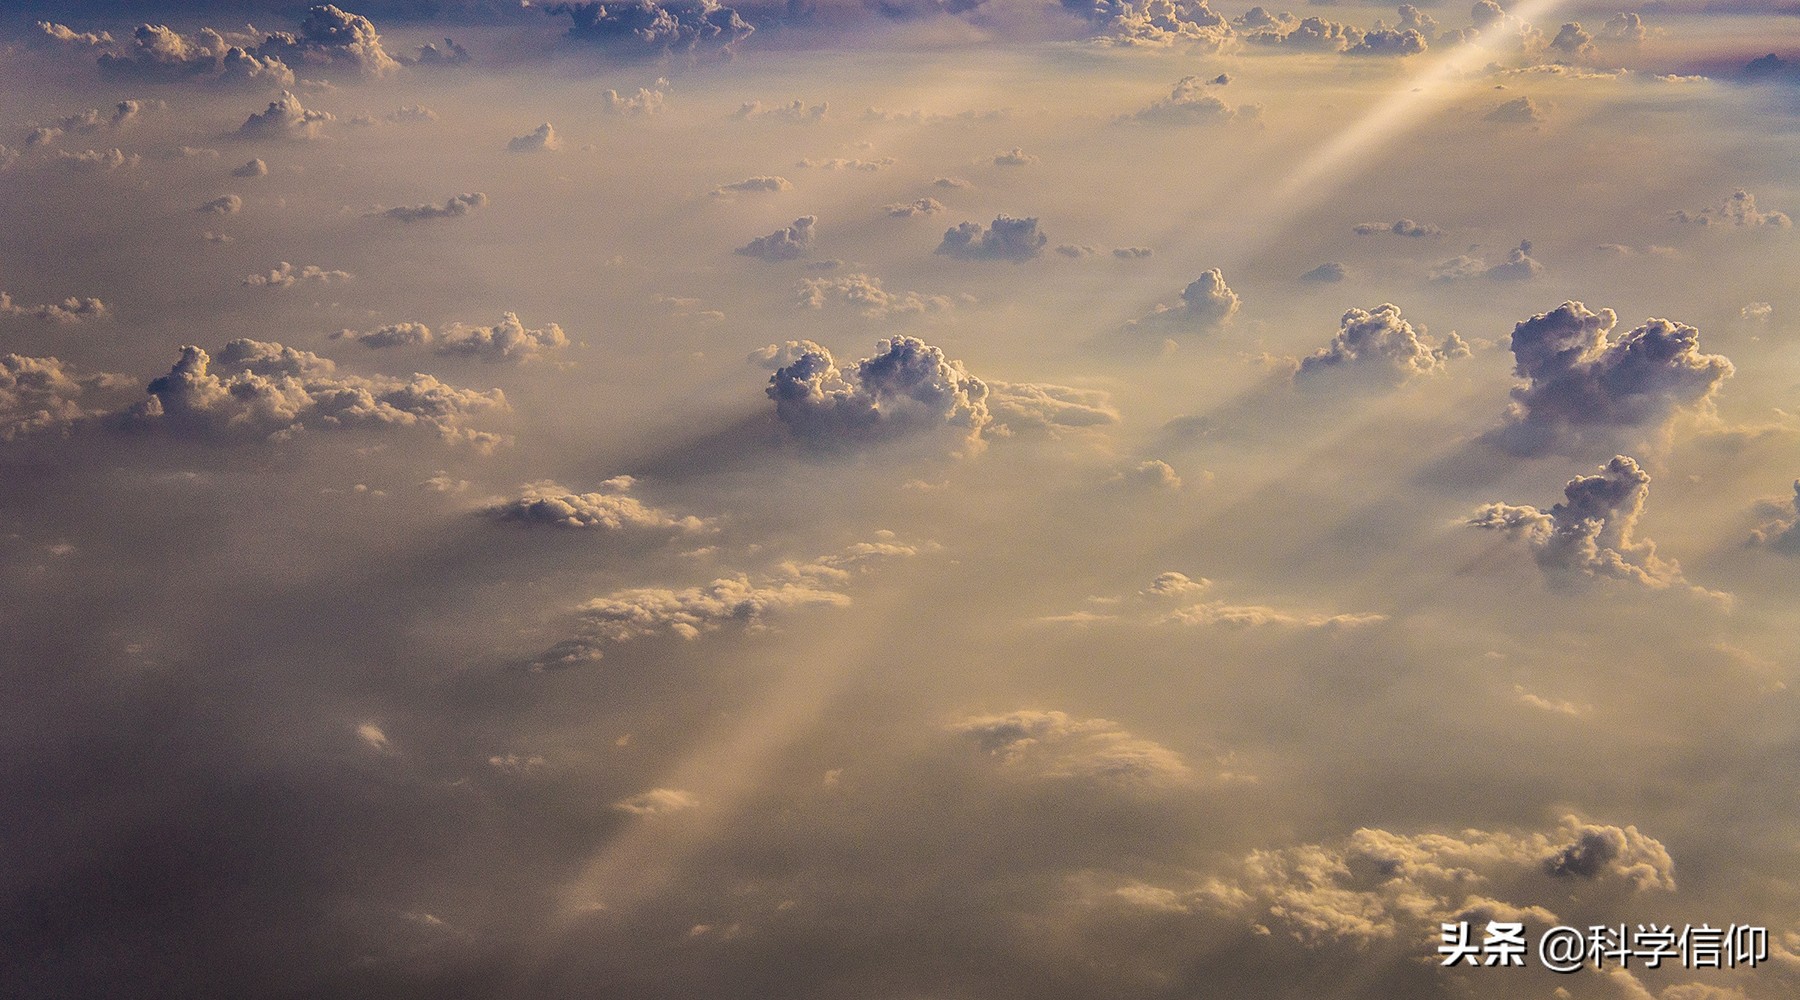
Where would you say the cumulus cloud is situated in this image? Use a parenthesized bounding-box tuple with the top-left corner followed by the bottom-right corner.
(126, 340, 507, 447)
(36, 22, 113, 50)
(1300, 262, 1348, 282)
(437, 313, 568, 362)
(0, 353, 123, 440)
(546, 0, 753, 57)
(1486, 96, 1547, 123)
(242, 262, 352, 287)
(1603, 11, 1648, 42)
(1123, 76, 1257, 125)
(404, 37, 470, 68)
(197, 194, 242, 215)
(231, 158, 267, 178)
(23, 100, 149, 147)
(255, 5, 400, 77)
(239, 92, 333, 141)
(1294, 303, 1468, 385)
(1748, 482, 1800, 554)
(613, 788, 697, 815)
(1073, 0, 1235, 50)
(992, 147, 1038, 166)
(1151, 816, 1673, 944)
(50, 148, 140, 173)
(1353, 218, 1441, 237)
(935, 216, 1047, 262)
(1549, 21, 1596, 58)
(1, 291, 109, 324)
(1244, 13, 1366, 52)
(1132, 269, 1239, 330)
(330, 322, 432, 349)
(765, 337, 991, 450)
(797, 274, 952, 317)
(91, 24, 295, 87)
(507, 123, 559, 153)
(885, 198, 945, 218)
(481, 477, 707, 532)
(986, 382, 1120, 430)
(950, 710, 1191, 784)
(711, 176, 791, 197)
(601, 88, 665, 115)
(1046, 572, 1384, 629)
(1671, 190, 1791, 228)
(1349, 26, 1428, 55)
(796, 157, 894, 171)
(1485, 300, 1732, 456)
(736, 216, 817, 261)
(1431, 241, 1543, 282)
(734, 100, 827, 122)
(380, 192, 488, 222)
(1469, 455, 1708, 593)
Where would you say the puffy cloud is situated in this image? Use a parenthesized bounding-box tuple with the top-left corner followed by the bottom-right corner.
(51, 148, 140, 173)
(934, 176, 971, 189)
(95, 24, 295, 87)
(231, 158, 268, 178)
(1486, 96, 1547, 123)
(1045, 572, 1384, 629)
(613, 788, 698, 815)
(0, 291, 109, 325)
(796, 157, 894, 171)
(734, 100, 827, 122)
(949, 710, 1191, 784)
(736, 216, 817, 261)
(1469, 455, 1706, 593)
(197, 194, 242, 215)
(1354, 218, 1441, 237)
(992, 147, 1038, 166)
(1300, 262, 1348, 282)
(935, 215, 1047, 262)
(797, 274, 952, 317)
(1169, 816, 1673, 944)
(1431, 241, 1542, 282)
(254, 5, 400, 77)
(601, 88, 666, 115)
(1748, 482, 1800, 554)
(239, 92, 334, 141)
(481, 477, 707, 532)
(986, 382, 1120, 430)
(0, 354, 122, 441)
(36, 22, 114, 49)
(545, 0, 754, 57)
(437, 312, 568, 362)
(243, 262, 353, 287)
(1246, 15, 1365, 52)
(380, 192, 488, 222)
(1123, 76, 1256, 125)
(330, 322, 433, 349)
(1132, 268, 1239, 329)
(24, 101, 148, 147)
(127, 340, 507, 447)
(1603, 11, 1647, 42)
(1348, 27, 1428, 55)
(1486, 300, 1732, 456)
(1672, 190, 1791, 228)
(1549, 21, 1596, 58)
(1113, 247, 1152, 259)
(1295, 303, 1468, 385)
(885, 198, 945, 217)
(507, 122, 559, 153)
(1073, 0, 1234, 50)
(1118, 459, 1182, 489)
(711, 176, 791, 197)
(765, 337, 991, 449)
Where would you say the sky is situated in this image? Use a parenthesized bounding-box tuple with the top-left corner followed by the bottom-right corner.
(2, 1, 1800, 998)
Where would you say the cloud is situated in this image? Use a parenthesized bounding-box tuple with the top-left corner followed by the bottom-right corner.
(239, 92, 334, 141)
(1748, 482, 1800, 554)
(404, 37, 471, 67)
(734, 100, 827, 122)
(950, 710, 1191, 784)
(885, 198, 945, 218)
(1113, 247, 1152, 259)
(1348, 27, 1429, 55)
(737, 216, 817, 261)
(380, 192, 488, 222)
(330, 322, 433, 349)
(126, 340, 507, 447)
(1132, 268, 1239, 329)
(50, 148, 141, 173)
(1485, 300, 1733, 456)
(0, 353, 122, 441)
(1549, 21, 1596, 58)
(765, 337, 991, 450)
(1431, 241, 1543, 282)
(1353, 218, 1441, 237)
(437, 312, 568, 362)
(507, 122, 559, 153)
(711, 176, 792, 197)
(1244, 14, 1365, 52)
(797, 274, 952, 317)
(93, 24, 295, 87)
(255, 5, 400, 77)
(36, 22, 113, 50)
(1074, 0, 1235, 50)
(1672, 190, 1791, 228)
(197, 194, 242, 215)
(986, 382, 1120, 430)
(992, 147, 1038, 166)
(24, 100, 149, 147)
(231, 158, 268, 178)
(1294, 303, 1468, 385)
(546, 0, 754, 57)
(935, 216, 1047, 262)
(243, 262, 353, 287)
(1469, 455, 1709, 593)
(1045, 572, 1385, 629)
(1123, 76, 1257, 125)
(1, 291, 109, 325)
(613, 788, 698, 816)
(797, 157, 894, 171)
(934, 176, 971, 189)
(1603, 11, 1648, 42)
(481, 477, 707, 532)
(1300, 262, 1348, 282)
(1486, 96, 1547, 123)
(601, 88, 665, 115)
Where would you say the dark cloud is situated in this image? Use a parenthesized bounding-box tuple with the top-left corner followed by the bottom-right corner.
(481, 476, 708, 532)
(1671, 190, 1791, 227)
(1300, 261, 1347, 282)
(1485, 299, 1732, 456)
(254, 4, 401, 76)
(736, 216, 817, 261)
(765, 336, 991, 449)
(1294, 303, 1468, 385)
(403, 37, 472, 66)
(935, 215, 1047, 262)
(1748, 482, 1800, 553)
(1354, 218, 1441, 237)
(545, 0, 754, 57)
(1113, 247, 1152, 259)
(1549, 21, 1595, 58)
(380, 191, 488, 222)
(1469, 455, 1712, 593)
(239, 91, 334, 140)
